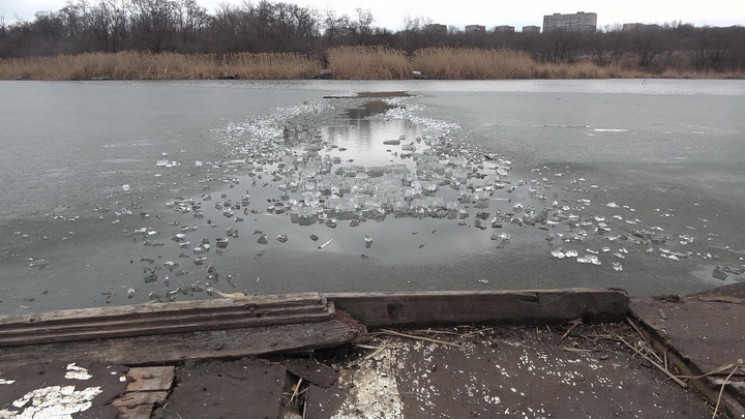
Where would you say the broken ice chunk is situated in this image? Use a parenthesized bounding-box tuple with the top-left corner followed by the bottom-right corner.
(551, 249, 566, 259)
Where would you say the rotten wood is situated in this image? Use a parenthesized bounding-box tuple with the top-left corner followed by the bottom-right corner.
(126, 366, 175, 392)
(116, 404, 155, 419)
(0, 293, 332, 346)
(0, 293, 325, 324)
(328, 289, 629, 328)
(697, 295, 744, 304)
(629, 298, 745, 375)
(283, 359, 339, 388)
(628, 309, 745, 417)
(0, 317, 365, 369)
(112, 391, 170, 409)
(161, 359, 286, 419)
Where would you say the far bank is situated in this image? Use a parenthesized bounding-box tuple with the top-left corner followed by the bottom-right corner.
(1, 47, 743, 81)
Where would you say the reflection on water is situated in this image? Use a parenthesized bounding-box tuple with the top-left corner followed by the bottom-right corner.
(322, 100, 421, 168)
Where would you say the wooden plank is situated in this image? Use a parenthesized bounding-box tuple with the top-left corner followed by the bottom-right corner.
(0, 302, 328, 334)
(0, 293, 325, 325)
(0, 305, 334, 347)
(0, 316, 365, 369)
(283, 359, 339, 388)
(327, 288, 629, 327)
(116, 404, 155, 419)
(126, 366, 176, 392)
(629, 298, 745, 375)
(161, 359, 286, 419)
(627, 312, 745, 418)
(0, 294, 332, 347)
(112, 391, 170, 408)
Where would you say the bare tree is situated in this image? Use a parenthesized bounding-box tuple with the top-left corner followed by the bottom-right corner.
(128, 0, 177, 52)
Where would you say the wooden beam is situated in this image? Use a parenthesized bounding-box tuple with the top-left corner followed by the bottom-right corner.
(327, 289, 629, 328)
(0, 294, 332, 347)
(627, 312, 745, 418)
(0, 293, 325, 324)
(0, 316, 365, 370)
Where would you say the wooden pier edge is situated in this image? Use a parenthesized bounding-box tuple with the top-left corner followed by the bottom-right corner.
(0, 288, 628, 370)
(627, 309, 745, 418)
(327, 288, 629, 328)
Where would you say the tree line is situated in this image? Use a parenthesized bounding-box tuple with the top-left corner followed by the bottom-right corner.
(1, 0, 744, 74)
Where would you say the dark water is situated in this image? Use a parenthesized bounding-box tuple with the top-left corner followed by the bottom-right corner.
(1, 79, 744, 315)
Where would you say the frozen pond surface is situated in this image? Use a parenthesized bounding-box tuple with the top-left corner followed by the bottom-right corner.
(1, 79, 744, 314)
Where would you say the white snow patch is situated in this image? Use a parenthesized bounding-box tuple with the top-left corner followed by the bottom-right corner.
(3, 385, 102, 418)
(65, 363, 92, 381)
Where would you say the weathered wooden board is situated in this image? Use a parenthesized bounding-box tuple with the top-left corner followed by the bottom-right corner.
(328, 288, 629, 327)
(161, 359, 286, 419)
(126, 366, 176, 392)
(629, 298, 745, 376)
(0, 293, 325, 324)
(112, 391, 170, 409)
(628, 308, 745, 418)
(0, 293, 332, 346)
(0, 318, 364, 371)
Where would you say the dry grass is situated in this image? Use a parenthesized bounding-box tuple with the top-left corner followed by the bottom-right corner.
(0, 48, 741, 80)
(0, 51, 321, 80)
(412, 48, 535, 79)
(530, 62, 649, 79)
(327, 46, 411, 79)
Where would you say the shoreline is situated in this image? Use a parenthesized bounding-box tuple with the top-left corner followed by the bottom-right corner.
(1, 284, 744, 417)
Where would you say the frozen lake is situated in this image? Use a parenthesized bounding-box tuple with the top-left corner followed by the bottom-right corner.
(1, 79, 744, 315)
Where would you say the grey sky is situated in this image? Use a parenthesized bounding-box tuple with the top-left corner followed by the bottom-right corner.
(2, 0, 743, 30)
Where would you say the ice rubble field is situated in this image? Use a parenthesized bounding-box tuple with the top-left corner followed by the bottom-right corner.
(113, 97, 743, 300)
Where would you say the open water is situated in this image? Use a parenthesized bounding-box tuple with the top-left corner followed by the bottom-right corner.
(1, 79, 743, 315)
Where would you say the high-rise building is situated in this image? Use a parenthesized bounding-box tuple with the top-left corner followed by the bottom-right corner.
(424, 24, 448, 35)
(465, 25, 486, 34)
(543, 12, 597, 32)
(494, 26, 515, 33)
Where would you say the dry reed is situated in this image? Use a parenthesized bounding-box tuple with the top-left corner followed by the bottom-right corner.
(327, 46, 411, 79)
(412, 48, 535, 79)
(0, 48, 741, 80)
(0, 51, 321, 80)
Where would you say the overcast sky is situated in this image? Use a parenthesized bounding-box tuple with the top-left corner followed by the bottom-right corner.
(2, 0, 744, 30)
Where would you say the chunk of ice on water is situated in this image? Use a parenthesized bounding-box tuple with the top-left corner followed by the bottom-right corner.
(495, 233, 510, 248)
(551, 249, 566, 259)
(577, 254, 601, 265)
